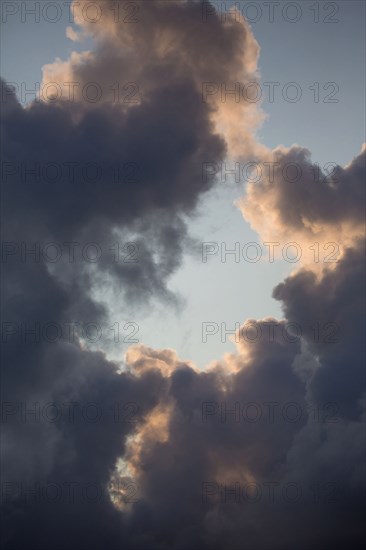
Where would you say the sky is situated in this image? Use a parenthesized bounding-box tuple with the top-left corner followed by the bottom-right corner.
(1, 1, 365, 549)
(2, 0, 364, 368)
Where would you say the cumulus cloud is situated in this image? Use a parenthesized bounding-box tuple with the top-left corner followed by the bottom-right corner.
(1, 1, 365, 549)
(113, 143, 364, 547)
(0, 1, 266, 548)
(1, 0, 264, 307)
(41, 0, 265, 158)
(239, 145, 365, 261)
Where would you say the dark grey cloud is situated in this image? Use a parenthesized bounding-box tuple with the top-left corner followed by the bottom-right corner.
(1, 1, 260, 548)
(274, 238, 366, 419)
(1, 1, 365, 549)
(1, 77, 225, 306)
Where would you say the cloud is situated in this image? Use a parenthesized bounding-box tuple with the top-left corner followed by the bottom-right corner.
(41, 0, 265, 158)
(2, 0, 263, 306)
(65, 26, 84, 43)
(1, 1, 365, 549)
(0, 1, 266, 548)
(238, 145, 365, 260)
(273, 238, 365, 419)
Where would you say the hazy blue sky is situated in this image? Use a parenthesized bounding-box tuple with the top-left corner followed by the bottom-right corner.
(1, 0, 365, 367)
